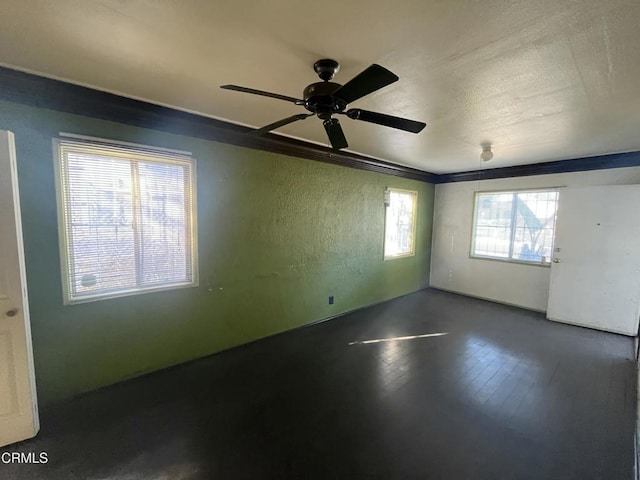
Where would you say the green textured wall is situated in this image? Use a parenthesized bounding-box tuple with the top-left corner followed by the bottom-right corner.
(0, 99, 434, 406)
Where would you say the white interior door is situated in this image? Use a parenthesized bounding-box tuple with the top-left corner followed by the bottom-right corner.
(0, 130, 39, 447)
(547, 185, 640, 336)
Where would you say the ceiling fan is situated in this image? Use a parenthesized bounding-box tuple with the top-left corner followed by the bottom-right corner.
(221, 59, 426, 150)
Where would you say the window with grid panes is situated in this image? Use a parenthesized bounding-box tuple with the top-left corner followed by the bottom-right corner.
(471, 189, 558, 265)
(55, 136, 197, 303)
(384, 188, 418, 259)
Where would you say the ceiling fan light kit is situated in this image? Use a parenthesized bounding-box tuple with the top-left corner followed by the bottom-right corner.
(221, 59, 427, 150)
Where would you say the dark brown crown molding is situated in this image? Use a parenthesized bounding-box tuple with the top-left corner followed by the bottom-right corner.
(2, 66, 638, 184)
(0, 66, 437, 183)
(435, 151, 640, 183)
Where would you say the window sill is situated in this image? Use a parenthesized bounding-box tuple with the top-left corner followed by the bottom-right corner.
(469, 255, 551, 268)
(384, 252, 416, 261)
(64, 281, 198, 305)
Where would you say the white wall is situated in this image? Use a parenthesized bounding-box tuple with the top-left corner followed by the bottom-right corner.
(430, 166, 640, 311)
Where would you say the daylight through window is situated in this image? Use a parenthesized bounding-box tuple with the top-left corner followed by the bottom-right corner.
(55, 137, 197, 303)
(471, 189, 558, 264)
(384, 188, 417, 259)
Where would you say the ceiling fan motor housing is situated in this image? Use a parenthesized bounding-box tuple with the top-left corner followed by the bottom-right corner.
(303, 82, 347, 120)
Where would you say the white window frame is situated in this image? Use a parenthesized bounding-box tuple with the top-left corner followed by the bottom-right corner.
(470, 188, 559, 267)
(54, 134, 198, 304)
(383, 187, 418, 260)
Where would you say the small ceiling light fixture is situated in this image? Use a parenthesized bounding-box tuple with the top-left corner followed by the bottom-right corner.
(480, 145, 494, 162)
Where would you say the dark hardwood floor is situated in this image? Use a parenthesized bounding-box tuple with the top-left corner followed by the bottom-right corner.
(1, 289, 636, 479)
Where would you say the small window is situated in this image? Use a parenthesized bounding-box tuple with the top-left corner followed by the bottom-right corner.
(471, 189, 558, 265)
(55, 136, 198, 304)
(384, 188, 417, 259)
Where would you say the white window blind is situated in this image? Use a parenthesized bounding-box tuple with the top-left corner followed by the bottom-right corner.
(55, 137, 197, 303)
(384, 188, 418, 259)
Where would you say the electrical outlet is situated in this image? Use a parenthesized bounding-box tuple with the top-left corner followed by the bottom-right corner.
(328, 296, 334, 305)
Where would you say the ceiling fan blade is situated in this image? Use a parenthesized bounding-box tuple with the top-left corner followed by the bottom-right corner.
(345, 109, 426, 133)
(333, 64, 399, 104)
(250, 113, 313, 136)
(323, 118, 349, 150)
(220, 85, 303, 104)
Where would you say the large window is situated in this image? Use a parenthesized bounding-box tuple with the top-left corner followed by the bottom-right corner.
(384, 188, 417, 259)
(471, 189, 558, 265)
(55, 136, 197, 303)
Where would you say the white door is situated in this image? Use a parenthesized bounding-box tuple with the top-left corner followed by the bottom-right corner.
(547, 185, 640, 336)
(0, 130, 39, 447)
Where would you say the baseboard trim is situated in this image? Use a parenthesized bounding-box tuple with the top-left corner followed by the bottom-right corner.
(196, 287, 430, 351)
(43, 287, 429, 409)
(636, 360, 640, 480)
(428, 286, 547, 313)
(547, 315, 637, 337)
(634, 425, 638, 480)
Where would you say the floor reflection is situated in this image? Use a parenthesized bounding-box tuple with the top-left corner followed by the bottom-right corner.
(351, 333, 448, 395)
(349, 332, 448, 345)
(377, 339, 410, 395)
(458, 335, 547, 430)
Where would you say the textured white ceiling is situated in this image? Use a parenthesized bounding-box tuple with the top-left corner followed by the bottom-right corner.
(1, 0, 639, 173)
